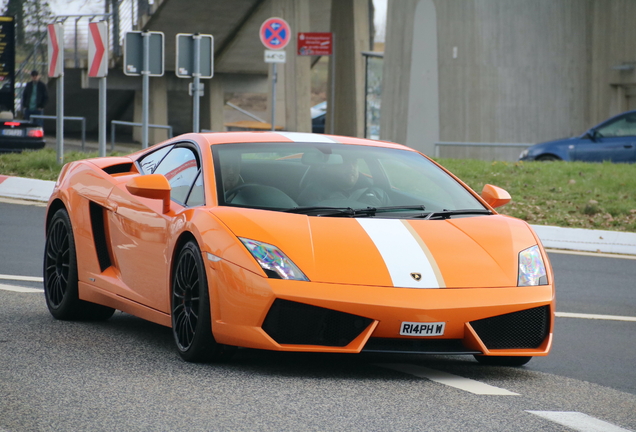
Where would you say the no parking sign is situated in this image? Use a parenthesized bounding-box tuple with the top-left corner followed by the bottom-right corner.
(259, 17, 291, 50)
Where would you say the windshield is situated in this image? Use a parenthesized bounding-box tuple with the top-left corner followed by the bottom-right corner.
(212, 142, 486, 216)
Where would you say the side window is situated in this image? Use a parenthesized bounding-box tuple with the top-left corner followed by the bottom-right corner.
(596, 114, 636, 137)
(138, 145, 173, 174)
(154, 147, 200, 205)
(186, 171, 204, 207)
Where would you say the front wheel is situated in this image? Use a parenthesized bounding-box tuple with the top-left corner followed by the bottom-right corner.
(473, 355, 532, 367)
(536, 155, 560, 162)
(43, 208, 115, 321)
(171, 241, 235, 362)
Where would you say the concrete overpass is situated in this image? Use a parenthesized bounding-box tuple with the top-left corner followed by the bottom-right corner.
(53, 0, 373, 145)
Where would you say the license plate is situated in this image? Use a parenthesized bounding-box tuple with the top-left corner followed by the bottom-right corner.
(2, 129, 23, 137)
(400, 321, 445, 336)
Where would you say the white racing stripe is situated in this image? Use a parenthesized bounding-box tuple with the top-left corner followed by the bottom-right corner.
(527, 411, 633, 432)
(0, 283, 44, 293)
(275, 131, 338, 143)
(556, 312, 636, 322)
(357, 218, 442, 288)
(377, 364, 519, 395)
(0, 274, 44, 282)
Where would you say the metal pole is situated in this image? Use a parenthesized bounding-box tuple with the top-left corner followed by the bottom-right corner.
(56, 75, 64, 164)
(330, 33, 335, 135)
(271, 63, 277, 131)
(141, 32, 149, 149)
(192, 34, 201, 133)
(99, 77, 106, 156)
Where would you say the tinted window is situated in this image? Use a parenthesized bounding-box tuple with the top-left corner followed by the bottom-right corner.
(154, 147, 200, 205)
(597, 113, 636, 137)
(138, 145, 173, 174)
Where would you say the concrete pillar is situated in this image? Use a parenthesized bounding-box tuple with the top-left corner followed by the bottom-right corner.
(380, 0, 439, 154)
(133, 75, 169, 144)
(201, 76, 225, 132)
(269, 0, 311, 132)
(326, 0, 370, 137)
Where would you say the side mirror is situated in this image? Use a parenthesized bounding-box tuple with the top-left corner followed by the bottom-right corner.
(126, 174, 171, 214)
(583, 129, 597, 142)
(481, 184, 511, 209)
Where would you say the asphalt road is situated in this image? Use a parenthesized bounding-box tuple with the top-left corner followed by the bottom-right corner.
(1, 199, 635, 431)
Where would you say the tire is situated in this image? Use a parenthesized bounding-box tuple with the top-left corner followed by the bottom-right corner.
(473, 355, 532, 367)
(43, 208, 115, 321)
(171, 241, 236, 362)
(536, 155, 560, 162)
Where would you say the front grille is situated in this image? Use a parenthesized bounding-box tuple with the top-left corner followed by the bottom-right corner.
(470, 306, 550, 349)
(363, 338, 479, 354)
(262, 299, 372, 347)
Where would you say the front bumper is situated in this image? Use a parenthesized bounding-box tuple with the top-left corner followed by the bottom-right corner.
(207, 260, 554, 357)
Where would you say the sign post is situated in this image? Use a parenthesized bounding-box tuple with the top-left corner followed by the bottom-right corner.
(298, 32, 334, 134)
(48, 23, 64, 164)
(259, 17, 290, 131)
(88, 21, 108, 157)
(124, 31, 164, 148)
(176, 33, 214, 133)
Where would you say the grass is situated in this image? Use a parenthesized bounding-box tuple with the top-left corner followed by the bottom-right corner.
(2, 149, 636, 232)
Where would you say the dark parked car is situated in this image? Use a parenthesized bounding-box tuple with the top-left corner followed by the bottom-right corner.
(519, 110, 636, 162)
(0, 118, 45, 153)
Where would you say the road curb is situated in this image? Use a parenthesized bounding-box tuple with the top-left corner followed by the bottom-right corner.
(1, 174, 635, 256)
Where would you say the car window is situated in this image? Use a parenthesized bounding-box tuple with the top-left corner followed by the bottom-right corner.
(154, 146, 200, 205)
(138, 145, 173, 174)
(596, 113, 636, 137)
(186, 171, 204, 207)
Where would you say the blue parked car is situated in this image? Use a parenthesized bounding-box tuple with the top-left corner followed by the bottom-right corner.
(519, 110, 636, 162)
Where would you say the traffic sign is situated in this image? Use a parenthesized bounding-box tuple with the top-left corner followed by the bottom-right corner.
(264, 50, 286, 63)
(47, 23, 64, 78)
(88, 21, 108, 77)
(123, 31, 164, 76)
(297, 32, 332, 56)
(175, 33, 214, 78)
(259, 17, 291, 50)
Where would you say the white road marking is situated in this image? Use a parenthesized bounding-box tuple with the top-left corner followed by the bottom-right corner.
(0, 274, 44, 282)
(527, 411, 633, 432)
(546, 248, 636, 260)
(556, 312, 636, 322)
(377, 364, 519, 395)
(0, 283, 44, 293)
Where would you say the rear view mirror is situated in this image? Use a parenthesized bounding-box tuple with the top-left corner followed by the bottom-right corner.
(481, 184, 511, 208)
(126, 174, 171, 213)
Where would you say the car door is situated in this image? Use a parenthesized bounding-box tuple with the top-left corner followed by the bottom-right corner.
(106, 144, 203, 313)
(574, 113, 636, 162)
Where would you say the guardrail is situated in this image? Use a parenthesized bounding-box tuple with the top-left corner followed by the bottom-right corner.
(29, 115, 86, 150)
(434, 141, 533, 161)
(111, 120, 173, 151)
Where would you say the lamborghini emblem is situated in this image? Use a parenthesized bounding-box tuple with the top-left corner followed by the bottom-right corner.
(410, 272, 422, 281)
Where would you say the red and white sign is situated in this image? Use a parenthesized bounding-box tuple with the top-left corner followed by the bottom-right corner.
(88, 21, 108, 78)
(259, 17, 291, 50)
(297, 32, 332, 56)
(47, 24, 64, 78)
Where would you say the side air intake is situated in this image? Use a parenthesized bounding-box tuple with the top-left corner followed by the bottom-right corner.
(470, 306, 550, 350)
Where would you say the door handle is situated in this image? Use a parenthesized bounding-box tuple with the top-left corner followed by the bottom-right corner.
(624, 144, 634, 148)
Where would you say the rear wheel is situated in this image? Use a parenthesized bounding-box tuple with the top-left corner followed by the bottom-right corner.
(43, 208, 115, 321)
(171, 241, 235, 362)
(473, 355, 532, 367)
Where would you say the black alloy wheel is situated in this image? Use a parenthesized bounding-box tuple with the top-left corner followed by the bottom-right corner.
(171, 240, 235, 362)
(43, 208, 115, 321)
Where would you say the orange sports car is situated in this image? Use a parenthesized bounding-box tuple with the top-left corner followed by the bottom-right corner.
(44, 132, 554, 365)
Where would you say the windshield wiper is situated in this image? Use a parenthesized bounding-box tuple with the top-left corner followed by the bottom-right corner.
(285, 205, 427, 217)
(416, 209, 493, 220)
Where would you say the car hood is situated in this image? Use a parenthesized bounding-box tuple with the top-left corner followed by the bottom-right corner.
(211, 208, 540, 289)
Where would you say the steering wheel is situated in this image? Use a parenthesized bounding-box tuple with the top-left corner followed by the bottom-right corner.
(224, 183, 258, 202)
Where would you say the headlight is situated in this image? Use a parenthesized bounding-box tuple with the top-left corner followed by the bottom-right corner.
(518, 245, 547, 286)
(519, 149, 529, 159)
(240, 238, 309, 281)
